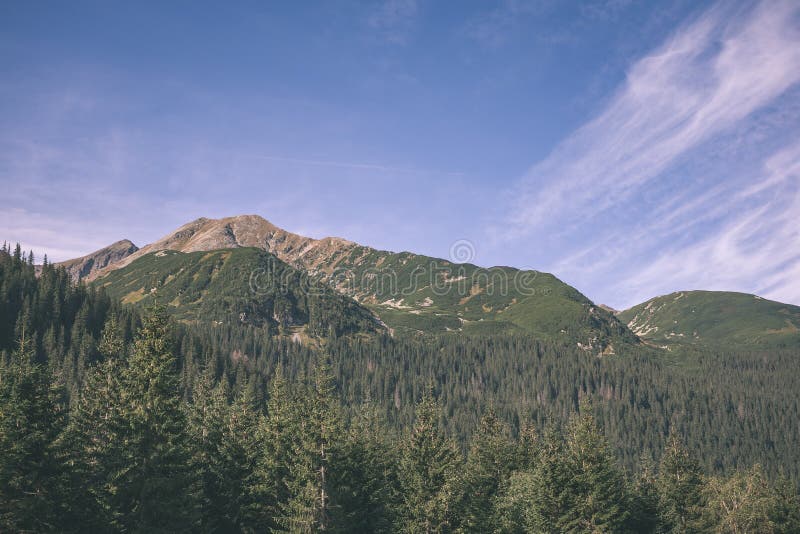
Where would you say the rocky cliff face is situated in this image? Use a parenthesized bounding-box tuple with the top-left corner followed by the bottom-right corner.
(57, 239, 139, 281)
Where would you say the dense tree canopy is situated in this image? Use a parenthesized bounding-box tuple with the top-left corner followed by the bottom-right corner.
(1, 244, 799, 531)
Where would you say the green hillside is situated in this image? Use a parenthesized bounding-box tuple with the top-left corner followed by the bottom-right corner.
(306, 246, 638, 350)
(69, 215, 638, 351)
(95, 248, 382, 339)
(618, 290, 800, 349)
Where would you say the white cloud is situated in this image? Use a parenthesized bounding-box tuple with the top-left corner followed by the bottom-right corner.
(623, 148, 800, 296)
(496, 0, 800, 307)
(509, 1, 800, 234)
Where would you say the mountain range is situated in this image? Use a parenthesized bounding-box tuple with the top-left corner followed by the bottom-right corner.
(54, 214, 800, 351)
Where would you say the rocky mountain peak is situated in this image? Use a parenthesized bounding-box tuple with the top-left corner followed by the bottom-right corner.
(85, 214, 359, 280)
(56, 239, 139, 281)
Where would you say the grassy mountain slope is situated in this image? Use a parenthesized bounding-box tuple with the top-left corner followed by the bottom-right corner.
(302, 246, 636, 349)
(618, 290, 800, 349)
(81, 215, 636, 350)
(96, 247, 382, 339)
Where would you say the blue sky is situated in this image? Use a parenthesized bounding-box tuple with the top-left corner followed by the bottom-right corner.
(2, 0, 799, 309)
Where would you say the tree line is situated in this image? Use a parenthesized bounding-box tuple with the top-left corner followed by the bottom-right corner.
(2, 305, 798, 532)
(3, 243, 800, 482)
(2, 243, 800, 531)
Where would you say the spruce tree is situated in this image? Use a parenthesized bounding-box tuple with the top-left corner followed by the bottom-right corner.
(397, 391, 461, 533)
(657, 436, 706, 533)
(276, 354, 343, 533)
(215, 387, 264, 531)
(526, 428, 576, 533)
(58, 316, 128, 531)
(623, 458, 660, 534)
(456, 409, 516, 533)
(249, 363, 297, 530)
(524, 412, 628, 533)
(188, 372, 230, 532)
(0, 332, 64, 532)
(114, 304, 198, 532)
(333, 399, 400, 532)
(190, 376, 265, 533)
(516, 422, 542, 471)
(491, 421, 543, 533)
(493, 470, 538, 534)
(558, 409, 628, 532)
(97, 313, 126, 361)
(704, 465, 800, 533)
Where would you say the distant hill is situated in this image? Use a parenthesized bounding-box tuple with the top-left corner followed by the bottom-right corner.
(79, 215, 636, 351)
(96, 247, 383, 340)
(618, 290, 800, 349)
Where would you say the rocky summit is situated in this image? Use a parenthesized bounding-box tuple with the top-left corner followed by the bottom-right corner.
(56, 239, 139, 281)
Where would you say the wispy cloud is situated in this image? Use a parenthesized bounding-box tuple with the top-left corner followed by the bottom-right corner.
(499, 0, 800, 307)
(616, 141, 800, 305)
(511, 1, 800, 232)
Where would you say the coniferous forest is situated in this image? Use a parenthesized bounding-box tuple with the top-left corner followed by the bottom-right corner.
(2, 245, 800, 533)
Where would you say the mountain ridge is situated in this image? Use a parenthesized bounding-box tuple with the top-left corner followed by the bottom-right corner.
(69, 214, 636, 349)
(53, 215, 800, 350)
(87, 215, 358, 281)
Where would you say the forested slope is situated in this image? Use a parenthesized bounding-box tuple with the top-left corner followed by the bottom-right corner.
(2, 243, 800, 532)
(96, 247, 382, 339)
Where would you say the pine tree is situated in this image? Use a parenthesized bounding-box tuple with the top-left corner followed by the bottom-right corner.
(657, 436, 706, 533)
(623, 458, 660, 534)
(333, 399, 400, 532)
(113, 304, 199, 532)
(397, 391, 461, 533)
(704, 464, 800, 533)
(0, 331, 64, 532)
(58, 316, 128, 531)
(493, 470, 538, 534)
(276, 354, 343, 533)
(455, 409, 516, 533)
(249, 363, 297, 530)
(558, 408, 629, 532)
